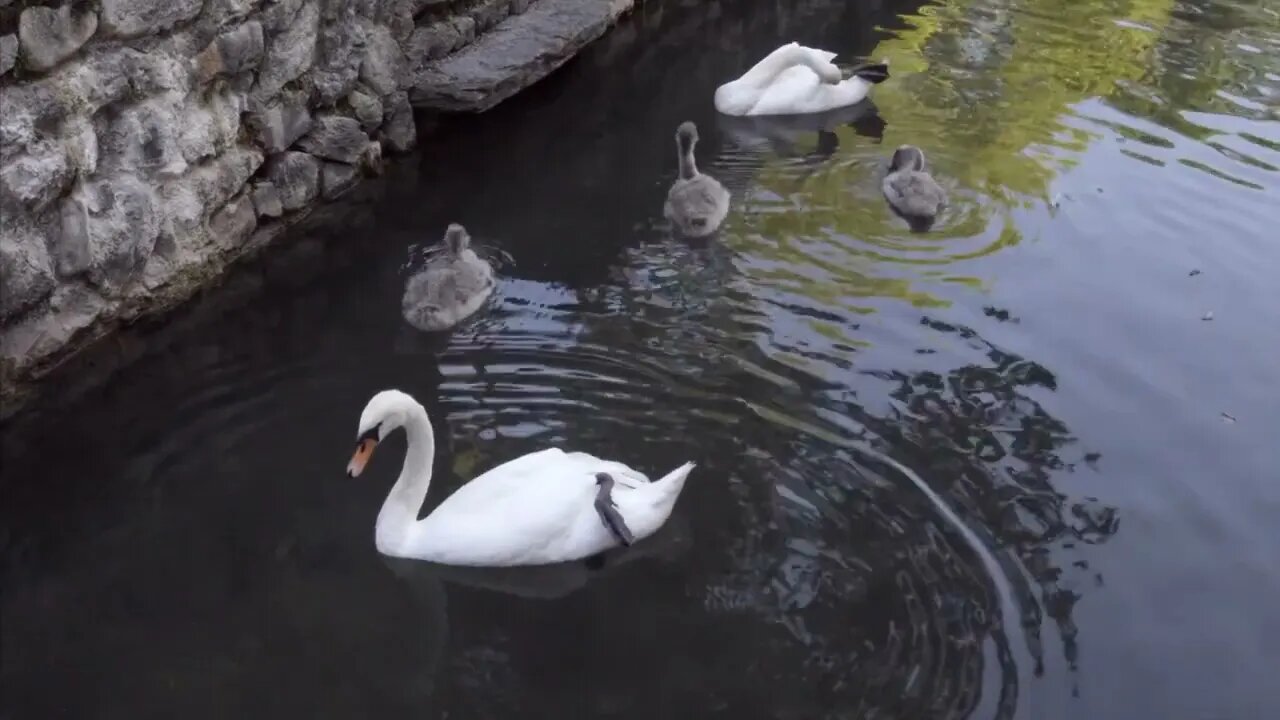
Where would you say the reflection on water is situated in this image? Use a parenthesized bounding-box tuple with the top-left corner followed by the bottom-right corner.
(3, 0, 1279, 718)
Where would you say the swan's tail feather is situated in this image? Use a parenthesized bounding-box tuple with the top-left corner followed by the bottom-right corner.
(852, 61, 890, 84)
(653, 461, 696, 500)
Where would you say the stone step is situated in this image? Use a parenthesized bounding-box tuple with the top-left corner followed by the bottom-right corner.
(410, 0, 633, 113)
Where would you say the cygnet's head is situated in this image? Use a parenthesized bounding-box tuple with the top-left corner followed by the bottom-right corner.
(443, 223, 470, 255)
(347, 389, 421, 477)
(889, 145, 927, 172)
(676, 121, 699, 153)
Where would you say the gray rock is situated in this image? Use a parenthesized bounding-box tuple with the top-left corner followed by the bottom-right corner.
(511, 0, 533, 13)
(387, 0, 415, 45)
(202, 0, 257, 26)
(320, 160, 358, 199)
(209, 193, 258, 251)
(360, 24, 405, 97)
(469, 0, 512, 33)
(378, 91, 416, 153)
(0, 35, 17, 77)
(1, 70, 66, 164)
(0, 224, 56, 321)
(97, 95, 189, 179)
(411, 0, 634, 112)
(159, 146, 264, 240)
(63, 115, 99, 180)
(254, 1, 319, 102)
(297, 115, 368, 164)
(55, 198, 92, 277)
(0, 140, 72, 212)
(262, 0, 308, 35)
(177, 90, 244, 164)
(265, 151, 320, 210)
(57, 174, 161, 292)
(311, 20, 365, 106)
(406, 24, 456, 64)
(0, 285, 109, 376)
(99, 0, 203, 38)
(1, 46, 190, 164)
(17, 5, 98, 72)
(348, 87, 383, 131)
(359, 140, 383, 176)
(406, 17, 475, 63)
(245, 93, 313, 153)
(195, 20, 265, 82)
(251, 181, 284, 218)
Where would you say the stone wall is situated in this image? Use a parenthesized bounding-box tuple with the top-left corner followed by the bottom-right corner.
(0, 0, 582, 406)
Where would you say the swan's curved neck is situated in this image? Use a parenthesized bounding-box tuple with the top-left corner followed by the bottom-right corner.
(737, 43, 805, 88)
(376, 402, 437, 553)
(677, 135, 698, 180)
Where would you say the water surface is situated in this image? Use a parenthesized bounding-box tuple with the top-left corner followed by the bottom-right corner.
(3, 0, 1279, 717)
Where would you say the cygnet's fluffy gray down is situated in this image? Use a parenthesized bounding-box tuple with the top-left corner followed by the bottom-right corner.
(882, 145, 947, 222)
(402, 224, 496, 332)
(664, 121, 730, 237)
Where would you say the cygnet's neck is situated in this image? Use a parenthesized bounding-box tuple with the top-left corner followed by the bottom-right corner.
(677, 135, 698, 180)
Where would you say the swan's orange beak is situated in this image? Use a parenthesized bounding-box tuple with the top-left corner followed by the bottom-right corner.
(347, 438, 378, 478)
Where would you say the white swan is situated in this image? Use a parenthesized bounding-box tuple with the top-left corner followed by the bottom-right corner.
(402, 223, 496, 332)
(664, 121, 730, 237)
(714, 42, 889, 117)
(346, 390, 697, 566)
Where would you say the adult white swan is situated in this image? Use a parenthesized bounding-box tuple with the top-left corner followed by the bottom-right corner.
(346, 390, 697, 566)
(714, 42, 889, 117)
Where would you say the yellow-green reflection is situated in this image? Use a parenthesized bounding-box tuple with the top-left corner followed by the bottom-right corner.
(722, 0, 1180, 315)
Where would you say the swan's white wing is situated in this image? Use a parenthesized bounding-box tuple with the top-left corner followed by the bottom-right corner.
(415, 456, 616, 566)
(557, 451, 651, 488)
(748, 66, 824, 116)
(439, 448, 571, 512)
(435, 448, 648, 518)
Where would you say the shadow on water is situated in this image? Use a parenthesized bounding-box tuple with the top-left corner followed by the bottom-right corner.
(4, 0, 1280, 718)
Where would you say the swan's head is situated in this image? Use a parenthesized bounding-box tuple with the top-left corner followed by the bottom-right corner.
(347, 389, 419, 477)
(889, 145, 927, 173)
(443, 223, 470, 255)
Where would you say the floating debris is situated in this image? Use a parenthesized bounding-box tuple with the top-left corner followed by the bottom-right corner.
(1201, 311, 1214, 321)
(1221, 412, 1237, 424)
(1189, 269, 1202, 277)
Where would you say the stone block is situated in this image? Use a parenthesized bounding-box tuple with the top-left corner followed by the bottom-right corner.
(348, 87, 383, 131)
(297, 115, 368, 164)
(360, 24, 405, 97)
(246, 93, 313, 153)
(254, 0, 319, 101)
(251, 181, 284, 218)
(378, 91, 416, 153)
(196, 20, 265, 82)
(99, 0, 203, 38)
(0, 223, 56, 321)
(56, 174, 161, 293)
(17, 5, 98, 72)
(0, 35, 17, 77)
(209, 193, 258, 251)
(320, 160, 358, 199)
(0, 140, 72, 212)
(264, 151, 320, 210)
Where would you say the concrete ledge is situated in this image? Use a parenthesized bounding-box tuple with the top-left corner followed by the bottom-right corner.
(411, 0, 633, 112)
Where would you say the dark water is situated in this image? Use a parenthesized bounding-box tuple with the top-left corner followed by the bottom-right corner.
(3, 0, 1279, 717)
